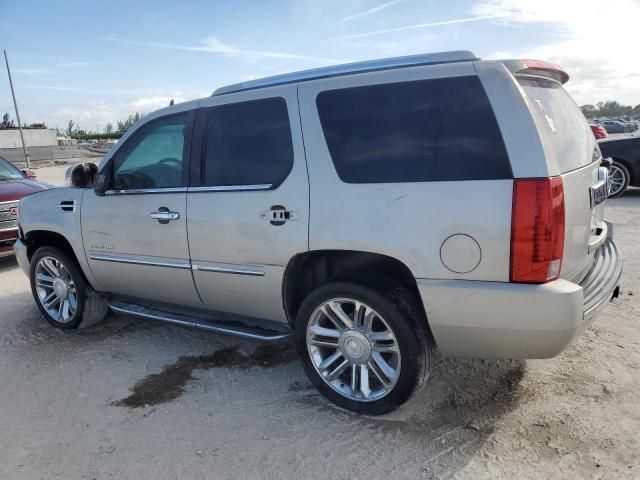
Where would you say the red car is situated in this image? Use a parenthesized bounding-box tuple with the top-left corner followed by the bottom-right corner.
(590, 124, 608, 139)
(0, 155, 53, 257)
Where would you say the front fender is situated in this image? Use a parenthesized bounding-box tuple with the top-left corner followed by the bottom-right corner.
(19, 188, 99, 289)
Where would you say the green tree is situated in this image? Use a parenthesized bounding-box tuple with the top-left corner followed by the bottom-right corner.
(580, 104, 596, 117)
(104, 122, 113, 134)
(116, 112, 144, 132)
(1, 112, 16, 128)
(581, 100, 637, 119)
(65, 119, 75, 137)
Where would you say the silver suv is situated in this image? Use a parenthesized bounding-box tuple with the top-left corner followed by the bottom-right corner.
(14, 51, 622, 414)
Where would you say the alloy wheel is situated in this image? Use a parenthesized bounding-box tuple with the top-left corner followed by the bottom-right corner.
(306, 297, 401, 402)
(34, 256, 78, 323)
(608, 164, 627, 197)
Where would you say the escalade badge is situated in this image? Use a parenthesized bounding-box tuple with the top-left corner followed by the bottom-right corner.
(9, 206, 17, 216)
(90, 243, 113, 249)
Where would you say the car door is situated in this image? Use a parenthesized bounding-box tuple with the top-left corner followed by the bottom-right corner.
(187, 85, 309, 323)
(81, 109, 202, 307)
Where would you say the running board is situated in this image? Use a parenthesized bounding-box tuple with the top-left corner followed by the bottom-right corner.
(108, 300, 292, 341)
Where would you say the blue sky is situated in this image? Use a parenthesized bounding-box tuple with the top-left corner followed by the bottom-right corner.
(1, 0, 639, 131)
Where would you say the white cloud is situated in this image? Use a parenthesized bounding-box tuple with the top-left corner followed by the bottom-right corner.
(339, 0, 408, 24)
(130, 95, 189, 109)
(474, 0, 640, 105)
(54, 61, 102, 68)
(326, 14, 503, 41)
(43, 92, 202, 130)
(102, 36, 346, 65)
(10, 67, 51, 75)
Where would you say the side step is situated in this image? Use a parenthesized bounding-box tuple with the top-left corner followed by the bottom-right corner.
(108, 300, 292, 342)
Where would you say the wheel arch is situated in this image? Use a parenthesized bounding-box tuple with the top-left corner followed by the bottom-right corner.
(282, 250, 431, 333)
(611, 157, 635, 186)
(21, 230, 96, 288)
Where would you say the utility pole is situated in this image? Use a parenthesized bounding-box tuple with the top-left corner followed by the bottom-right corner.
(4, 50, 30, 167)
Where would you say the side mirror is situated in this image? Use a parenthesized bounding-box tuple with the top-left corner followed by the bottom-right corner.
(22, 169, 37, 179)
(65, 163, 98, 188)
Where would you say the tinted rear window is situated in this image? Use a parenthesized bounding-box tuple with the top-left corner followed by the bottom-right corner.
(316, 76, 511, 183)
(518, 77, 593, 173)
(203, 98, 293, 187)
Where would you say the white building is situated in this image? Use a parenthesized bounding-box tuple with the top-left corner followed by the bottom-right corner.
(0, 128, 58, 148)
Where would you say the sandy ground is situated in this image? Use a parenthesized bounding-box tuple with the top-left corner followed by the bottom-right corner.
(1, 169, 639, 479)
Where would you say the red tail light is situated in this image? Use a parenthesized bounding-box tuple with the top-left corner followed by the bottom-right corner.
(510, 177, 565, 283)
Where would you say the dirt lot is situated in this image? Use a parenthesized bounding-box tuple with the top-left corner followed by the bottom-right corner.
(1, 168, 639, 479)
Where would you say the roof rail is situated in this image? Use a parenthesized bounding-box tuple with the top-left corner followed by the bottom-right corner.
(212, 50, 479, 96)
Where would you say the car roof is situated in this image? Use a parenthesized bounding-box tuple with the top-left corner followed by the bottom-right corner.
(211, 50, 478, 96)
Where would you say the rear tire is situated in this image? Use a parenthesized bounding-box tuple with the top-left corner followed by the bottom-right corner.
(29, 246, 95, 330)
(295, 278, 433, 415)
(608, 161, 630, 198)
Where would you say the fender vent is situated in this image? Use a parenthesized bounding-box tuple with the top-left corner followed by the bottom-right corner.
(57, 200, 76, 213)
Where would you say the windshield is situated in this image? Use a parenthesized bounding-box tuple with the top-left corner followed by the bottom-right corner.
(0, 157, 25, 181)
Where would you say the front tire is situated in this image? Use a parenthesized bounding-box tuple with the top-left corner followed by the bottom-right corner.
(608, 161, 630, 198)
(295, 279, 432, 415)
(29, 246, 89, 330)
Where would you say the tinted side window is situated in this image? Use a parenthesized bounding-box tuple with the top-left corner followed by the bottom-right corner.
(316, 76, 512, 183)
(113, 114, 187, 190)
(203, 98, 293, 187)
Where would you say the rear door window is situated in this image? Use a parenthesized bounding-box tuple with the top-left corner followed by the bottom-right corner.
(518, 77, 593, 173)
(316, 76, 512, 183)
(202, 98, 293, 187)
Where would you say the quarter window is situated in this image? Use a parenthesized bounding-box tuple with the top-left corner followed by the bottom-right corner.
(203, 98, 293, 187)
(112, 114, 188, 190)
(316, 76, 512, 183)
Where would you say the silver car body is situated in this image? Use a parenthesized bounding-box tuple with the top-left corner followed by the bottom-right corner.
(14, 51, 621, 359)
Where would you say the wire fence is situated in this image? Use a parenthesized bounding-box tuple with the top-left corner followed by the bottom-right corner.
(0, 145, 100, 164)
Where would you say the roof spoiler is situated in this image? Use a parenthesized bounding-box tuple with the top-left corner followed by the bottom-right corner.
(500, 59, 569, 84)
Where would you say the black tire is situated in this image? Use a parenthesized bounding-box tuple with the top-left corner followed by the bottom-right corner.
(29, 246, 88, 330)
(608, 161, 630, 198)
(295, 277, 433, 415)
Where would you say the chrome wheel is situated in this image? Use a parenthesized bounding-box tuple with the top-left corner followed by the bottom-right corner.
(34, 256, 77, 324)
(306, 298, 401, 402)
(608, 164, 627, 197)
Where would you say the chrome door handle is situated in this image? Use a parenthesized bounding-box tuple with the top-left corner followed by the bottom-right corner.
(150, 208, 180, 224)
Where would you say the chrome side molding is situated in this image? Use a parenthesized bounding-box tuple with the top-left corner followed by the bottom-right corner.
(88, 252, 191, 270)
(89, 252, 266, 276)
(102, 184, 272, 195)
(188, 184, 272, 193)
(192, 263, 265, 276)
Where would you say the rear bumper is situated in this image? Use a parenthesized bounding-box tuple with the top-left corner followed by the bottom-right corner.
(417, 238, 622, 359)
(582, 239, 622, 320)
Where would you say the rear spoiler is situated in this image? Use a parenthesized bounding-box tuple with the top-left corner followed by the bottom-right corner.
(500, 59, 569, 84)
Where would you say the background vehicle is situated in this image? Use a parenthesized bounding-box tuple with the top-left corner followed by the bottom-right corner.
(612, 118, 638, 131)
(14, 52, 621, 414)
(0, 155, 52, 257)
(602, 120, 630, 133)
(590, 124, 608, 139)
(599, 136, 640, 197)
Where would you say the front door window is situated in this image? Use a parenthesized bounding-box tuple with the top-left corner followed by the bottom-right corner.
(113, 114, 187, 190)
